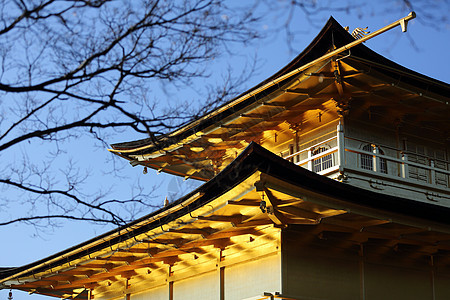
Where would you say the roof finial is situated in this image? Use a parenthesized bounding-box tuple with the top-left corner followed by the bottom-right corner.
(351, 27, 370, 39)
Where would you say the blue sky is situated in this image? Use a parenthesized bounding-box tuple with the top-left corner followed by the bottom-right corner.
(0, 3, 449, 300)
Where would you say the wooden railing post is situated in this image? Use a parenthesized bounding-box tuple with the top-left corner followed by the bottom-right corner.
(373, 145, 379, 173)
(337, 122, 345, 172)
(430, 159, 436, 185)
(307, 148, 313, 171)
(401, 152, 408, 178)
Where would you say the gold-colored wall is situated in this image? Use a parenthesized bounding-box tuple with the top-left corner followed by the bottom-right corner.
(225, 254, 281, 299)
(127, 253, 281, 300)
(282, 228, 450, 300)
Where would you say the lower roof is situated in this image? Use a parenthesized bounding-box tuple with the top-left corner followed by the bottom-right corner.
(2, 143, 450, 299)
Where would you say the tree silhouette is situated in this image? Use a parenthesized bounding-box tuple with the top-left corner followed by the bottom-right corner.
(0, 0, 259, 228)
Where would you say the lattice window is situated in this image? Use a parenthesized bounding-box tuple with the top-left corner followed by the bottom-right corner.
(360, 144, 387, 174)
(361, 144, 373, 171)
(407, 142, 428, 183)
(313, 146, 333, 173)
(434, 149, 449, 187)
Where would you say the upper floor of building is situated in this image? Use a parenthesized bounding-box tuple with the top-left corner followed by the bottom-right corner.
(109, 16, 450, 208)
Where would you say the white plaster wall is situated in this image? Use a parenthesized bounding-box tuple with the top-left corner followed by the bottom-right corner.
(225, 253, 281, 300)
(132, 284, 168, 300)
(173, 271, 219, 300)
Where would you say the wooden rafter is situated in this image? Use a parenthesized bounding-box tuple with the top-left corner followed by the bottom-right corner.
(276, 205, 321, 219)
(140, 238, 190, 245)
(96, 256, 139, 263)
(322, 217, 391, 230)
(197, 215, 243, 225)
(77, 263, 117, 270)
(227, 199, 260, 206)
(237, 219, 274, 227)
(261, 187, 290, 226)
(168, 227, 215, 236)
(178, 237, 234, 250)
(56, 269, 96, 276)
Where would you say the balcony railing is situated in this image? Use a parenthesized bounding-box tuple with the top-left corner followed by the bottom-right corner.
(282, 124, 450, 190)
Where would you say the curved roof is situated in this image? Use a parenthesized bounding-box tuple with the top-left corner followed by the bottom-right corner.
(110, 16, 449, 156)
(108, 16, 450, 182)
(3, 142, 450, 299)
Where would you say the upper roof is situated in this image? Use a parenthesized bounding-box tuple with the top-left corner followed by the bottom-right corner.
(109, 16, 450, 181)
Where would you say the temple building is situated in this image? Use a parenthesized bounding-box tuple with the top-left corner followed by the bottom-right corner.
(1, 13, 450, 300)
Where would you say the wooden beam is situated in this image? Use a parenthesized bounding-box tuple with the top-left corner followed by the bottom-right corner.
(261, 102, 287, 108)
(53, 275, 118, 290)
(322, 217, 390, 230)
(118, 248, 151, 254)
(240, 113, 266, 120)
(39, 275, 77, 282)
(332, 60, 345, 99)
(276, 199, 303, 207)
(227, 199, 260, 207)
(169, 228, 215, 236)
(120, 271, 138, 279)
(286, 218, 321, 225)
(197, 215, 243, 225)
(262, 187, 290, 226)
(295, 223, 358, 235)
(10, 281, 58, 289)
(53, 270, 96, 276)
(26, 289, 76, 299)
(140, 238, 190, 245)
(220, 123, 251, 129)
(318, 209, 347, 219)
(96, 256, 139, 263)
(236, 219, 273, 227)
(107, 263, 158, 273)
(178, 237, 234, 249)
(206, 227, 258, 240)
(364, 224, 427, 237)
(77, 263, 117, 270)
(276, 206, 321, 219)
(151, 249, 190, 258)
(284, 88, 310, 95)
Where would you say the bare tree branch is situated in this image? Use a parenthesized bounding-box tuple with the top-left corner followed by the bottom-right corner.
(0, 0, 261, 229)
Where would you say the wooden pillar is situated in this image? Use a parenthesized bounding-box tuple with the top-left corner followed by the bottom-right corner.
(125, 279, 131, 300)
(169, 281, 174, 300)
(430, 255, 436, 300)
(359, 244, 366, 300)
(220, 267, 225, 300)
(337, 122, 345, 172)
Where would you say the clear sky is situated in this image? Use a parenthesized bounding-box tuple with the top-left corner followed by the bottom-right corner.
(1, 2, 449, 300)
